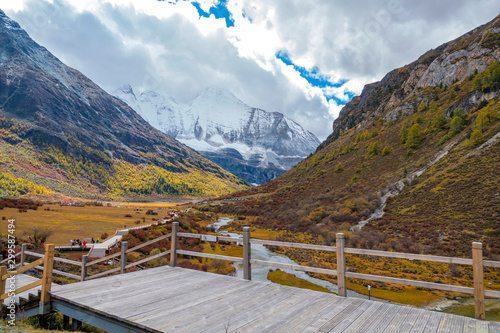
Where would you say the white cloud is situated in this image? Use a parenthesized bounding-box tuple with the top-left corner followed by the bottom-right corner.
(1, 0, 500, 141)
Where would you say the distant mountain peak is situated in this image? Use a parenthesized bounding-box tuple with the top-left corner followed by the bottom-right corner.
(116, 83, 135, 96)
(115, 86, 321, 185)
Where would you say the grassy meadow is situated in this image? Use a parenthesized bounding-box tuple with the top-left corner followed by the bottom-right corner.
(0, 202, 180, 244)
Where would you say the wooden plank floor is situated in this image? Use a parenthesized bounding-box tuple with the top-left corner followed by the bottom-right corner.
(50, 266, 500, 333)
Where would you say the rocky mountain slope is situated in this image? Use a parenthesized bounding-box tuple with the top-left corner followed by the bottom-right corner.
(215, 14, 500, 259)
(114, 86, 321, 185)
(0, 9, 247, 199)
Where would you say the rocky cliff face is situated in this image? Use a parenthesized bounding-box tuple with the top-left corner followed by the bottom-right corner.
(114, 86, 321, 185)
(325, 15, 500, 149)
(0, 9, 247, 198)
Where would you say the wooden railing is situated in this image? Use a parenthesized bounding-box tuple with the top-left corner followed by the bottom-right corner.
(0, 244, 55, 314)
(4, 222, 498, 321)
(83, 232, 172, 280)
(167, 223, 500, 320)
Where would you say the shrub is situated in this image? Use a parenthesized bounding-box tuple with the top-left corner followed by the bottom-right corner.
(367, 142, 380, 157)
(308, 207, 327, 223)
(439, 134, 451, 145)
(429, 113, 447, 132)
(334, 163, 344, 173)
(475, 107, 497, 131)
(448, 90, 457, 100)
(477, 99, 488, 110)
(468, 129, 485, 146)
(400, 122, 410, 144)
(448, 108, 466, 137)
(412, 115, 424, 125)
(150, 248, 161, 256)
(382, 146, 391, 156)
(405, 124, 422, 150)
(417, 101, 427, 112)
(350, 175, 359, 184)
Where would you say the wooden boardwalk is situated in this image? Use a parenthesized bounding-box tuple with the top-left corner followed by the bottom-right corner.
(49, 266, 500, 333)
(2, 274, 42, 306)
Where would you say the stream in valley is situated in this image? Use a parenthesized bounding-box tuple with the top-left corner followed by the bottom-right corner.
(210, 217, 385, 301)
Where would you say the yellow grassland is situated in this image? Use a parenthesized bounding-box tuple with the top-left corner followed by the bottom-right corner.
(0, 203, 180, 244)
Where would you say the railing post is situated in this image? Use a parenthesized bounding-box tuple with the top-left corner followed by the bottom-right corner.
(336, 233, 347, 297)
(120, 241, 128, 274)
(21, 243, 26, 268)
(40, 244, 55, 315)
(0, 266, 6, 296)
(243, 226, 251, 280)
(63, 315, 71, 330)
(170, 222, 179, 267)
(71, 319, 82, 331)
(81, 255, 88, 281)
(472, 242, 485, 320)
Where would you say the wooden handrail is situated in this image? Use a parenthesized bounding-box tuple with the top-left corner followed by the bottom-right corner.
(172, 226, 500, 321)
(3, 257, 44, 279)
(86, 252, 122, 267)
(176, 250, 243, 263)
(30, 265, 81, 280)
(0, 251, 21, 265)
(171, 226, 500, 313)
(86, 267, 121, 280)
(0, 244, 55, 312)
(344, 248, 473, 265)
(2, 228, 496, 322)
(125, 250, 171, 269)
(25, 251, 82, 267)
(125, 233, 171, 254)
(245, 234, 496, 320)
(178, 232, 241, 243)
(484, 260, 500, 268)
(0, 279, 42, 301)
(250, 239, 483, 267)
(250, 259, 337, 276)
(250, 239, 337, 252)
(86, 233, 172, 267)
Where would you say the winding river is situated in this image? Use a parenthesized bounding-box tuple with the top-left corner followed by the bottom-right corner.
(211, 217, 386, 301)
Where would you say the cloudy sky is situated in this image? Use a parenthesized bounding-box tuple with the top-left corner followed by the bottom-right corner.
(1, 0, 500, 140)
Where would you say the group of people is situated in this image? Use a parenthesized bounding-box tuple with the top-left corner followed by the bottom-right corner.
(70, 237, 100, 247)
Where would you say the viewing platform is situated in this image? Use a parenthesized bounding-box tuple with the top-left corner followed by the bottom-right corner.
(3, 222, 500, 332)
(47, 265, 500, 333)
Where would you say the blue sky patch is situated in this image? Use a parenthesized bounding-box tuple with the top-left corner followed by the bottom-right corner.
(276, 50, 355, 105)
(242, 11, 253, 23)
(192, 1, 235, 28)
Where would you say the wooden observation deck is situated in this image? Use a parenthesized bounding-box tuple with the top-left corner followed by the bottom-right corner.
(2, 222, 500, 332)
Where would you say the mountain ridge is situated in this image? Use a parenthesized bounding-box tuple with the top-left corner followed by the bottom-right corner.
(0, 9, 248, 199)
(114, 85, 321, 185)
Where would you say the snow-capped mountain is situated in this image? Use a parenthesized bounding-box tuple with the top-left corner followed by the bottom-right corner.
(114, 86, 321, 185)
